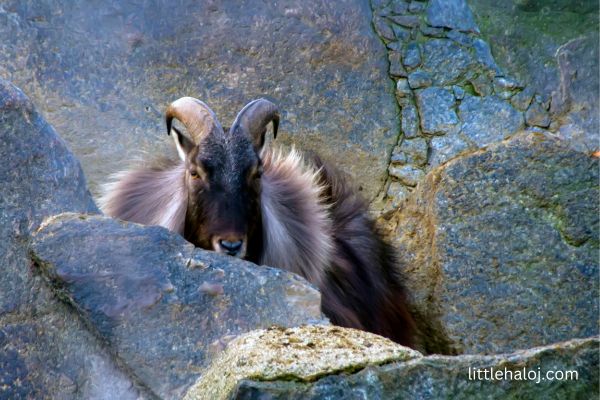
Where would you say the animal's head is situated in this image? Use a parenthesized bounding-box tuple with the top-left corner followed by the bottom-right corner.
(165, 97, 279, 259)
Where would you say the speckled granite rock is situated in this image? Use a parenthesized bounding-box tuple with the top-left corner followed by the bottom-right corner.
(31, 214, 326, 399)
(183, 325, 421, 400)
(415, 87, 459, 136)
(459, 94, 525, 147)
(420, 39, 476, 86)
(426, 0, 479, 33)
(389, 132, 599, 354)
(185, 330, 598, 400)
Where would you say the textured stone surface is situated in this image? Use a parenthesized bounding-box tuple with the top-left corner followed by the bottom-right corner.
(386, 181, 412, 209)
(390, 132, 599, 354)
(388, 164, 425, 187)
(0, 78, 145, 399)
(401, 101, 420, 138)
(429, 133, 470, 168)
(187, 334, 599, 400)
(408, 70, 433, 89)
(31, 214, 326, 399)
(184, 325, 421, 400)
(525, 100, 551, 128)
(426, 0, 479, 33)
(552, 34, 599, 152)
(391, 138, 428, 166)
(0, 0, 397, 200)
(459, 94, 524, 147)
(402, 42, 421, 69)
(470, 0, 598, 152)
(415, 87, 459, 136)
(421, 39, 476, 86)
(473, 38, 501, 74)
(395, 78, 412, 98)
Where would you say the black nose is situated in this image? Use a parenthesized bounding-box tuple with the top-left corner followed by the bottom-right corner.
(219, 239, 243, 255)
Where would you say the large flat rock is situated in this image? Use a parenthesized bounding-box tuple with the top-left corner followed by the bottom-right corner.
(388, 132, 598, 354)
(184, 327, 598, 400)
(31, 213, 326, 399)
(0, 0, 397, 200)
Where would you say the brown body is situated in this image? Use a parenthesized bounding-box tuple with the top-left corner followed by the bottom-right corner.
(99, 97, 414, 346)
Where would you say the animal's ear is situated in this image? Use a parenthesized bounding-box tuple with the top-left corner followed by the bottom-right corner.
(170, 126, 195, 162)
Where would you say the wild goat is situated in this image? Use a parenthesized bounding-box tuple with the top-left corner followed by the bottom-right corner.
(99, 97, 414, 346)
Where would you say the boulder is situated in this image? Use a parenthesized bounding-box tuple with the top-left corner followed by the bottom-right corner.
(388, 132, 598, 354)
(184, 327, 598, 400)
(31, 213, 326, 399)
(0, 0, 397, 200)
(426, 0, 479, 33)
(458, 94, 525, 148)
(0, 78, 145, 399)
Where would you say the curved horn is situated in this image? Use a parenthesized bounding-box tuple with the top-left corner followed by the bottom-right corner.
(230, 99, 279, 150)
(165, 97, 223, 143)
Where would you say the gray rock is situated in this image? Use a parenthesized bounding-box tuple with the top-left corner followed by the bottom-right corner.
(395, 78, 412, 99)
(373, 16, 396, 41)
(0, 0, 396, 201)
(473, 38, 502, 75)
(388, 14, 420, 28)
(469, 0, 597, 132)
(469, 74, 494, 97)
(371, 0, 390, 10)
(459, 95, 524, 147)
(415, 87, 459, 136)
(408, 2, 425, 14)
(402, 42, 421, 69)
(388, 51, 407, 77)
(551, 34, 599, 152)
(511, 86, 535, 111)
(525, 101, 551, 128)
(0, 79, 146, 399)
(389, 1, 409, 15)
(421, 39, 476, 86)
(390, 133, 599, 354)
(391, 24, 412, 41)
(408, 70, 433, 89)
(493, 76, 522, 91)
(401, 102, 420, 138)
(386, 181, 412, 209)
(184, 325, 421, 400)
(426, 0, 479, 33)
(420, 26, 446, 38)
(429, 133, 470, 167)
(186, 330, 599, 400)
(391, 138, 429, 166)
(386, 40, 403, 52)
(453, 85, 466, 100)
(388, 164, 425, 187)
(31, 214, 326, 399)
(446, 29, 473, 47)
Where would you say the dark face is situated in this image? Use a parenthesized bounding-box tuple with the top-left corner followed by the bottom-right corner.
(182, 131, 263, 259)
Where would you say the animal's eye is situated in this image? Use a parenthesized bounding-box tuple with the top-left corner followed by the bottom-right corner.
(190, 169, 200, 179)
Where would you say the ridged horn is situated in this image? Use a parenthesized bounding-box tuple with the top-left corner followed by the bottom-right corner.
(230, 99, 279, 150)
(165, 97, 223, 143)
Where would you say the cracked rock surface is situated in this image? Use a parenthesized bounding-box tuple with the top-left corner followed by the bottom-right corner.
(386, 132, 599, 355)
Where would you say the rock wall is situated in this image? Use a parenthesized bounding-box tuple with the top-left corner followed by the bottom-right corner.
(0, 0, 598, 398)
(370, 0, 598, 213)
(0, 0, 397, 200)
